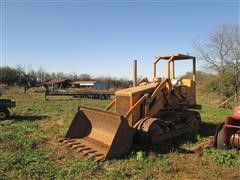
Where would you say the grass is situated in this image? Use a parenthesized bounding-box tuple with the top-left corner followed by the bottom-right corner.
(0, 87, 239, 179)
(0, 120, 56, 179)
(203, 149, 240, 168)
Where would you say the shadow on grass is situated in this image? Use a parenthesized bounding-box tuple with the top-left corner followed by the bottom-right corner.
(11, 115, 49, 122)
(133, 121, 219, 154)
(198, 121, 219, 137)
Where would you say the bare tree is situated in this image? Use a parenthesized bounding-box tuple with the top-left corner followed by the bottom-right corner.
(195, 24, 240, 100)
(226, 25, 240, 100)
(78, 74, 92, 81)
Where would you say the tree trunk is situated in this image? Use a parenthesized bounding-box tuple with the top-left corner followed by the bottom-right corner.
(236, 71, 239, 102)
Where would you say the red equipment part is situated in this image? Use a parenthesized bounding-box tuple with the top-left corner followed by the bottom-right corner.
(215, 106, 240, 149)
(222, 117, 233, 145)
(222, 117, 240, 147)
(233, 106, 240, 120)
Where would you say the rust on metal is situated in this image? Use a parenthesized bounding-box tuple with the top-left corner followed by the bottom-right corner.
(62, 106, 134, 160)
(61, 54, 202, 160)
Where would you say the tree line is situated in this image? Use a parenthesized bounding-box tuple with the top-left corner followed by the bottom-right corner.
(0, 66, 131, 89)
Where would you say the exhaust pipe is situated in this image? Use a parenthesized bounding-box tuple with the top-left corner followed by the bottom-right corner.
(133, 60, 137, 87)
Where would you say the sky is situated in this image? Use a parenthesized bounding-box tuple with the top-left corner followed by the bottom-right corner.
(0, 0, 239, 79)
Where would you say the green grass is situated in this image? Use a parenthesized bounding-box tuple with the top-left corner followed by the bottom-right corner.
(203, 149, 240, 168)
(0, 120, 56, 179)
(0, 87, 239, 179)
(198, 97, 232, 122)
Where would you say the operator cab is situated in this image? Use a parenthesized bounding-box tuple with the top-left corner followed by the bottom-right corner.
(153, 54, 198, 108)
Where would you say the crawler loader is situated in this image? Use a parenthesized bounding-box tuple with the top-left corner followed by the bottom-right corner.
(60, 54, 202, 161)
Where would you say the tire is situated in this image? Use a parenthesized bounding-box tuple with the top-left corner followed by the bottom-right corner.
(216, 127, 227, 149)
(0, 108, 10, 120)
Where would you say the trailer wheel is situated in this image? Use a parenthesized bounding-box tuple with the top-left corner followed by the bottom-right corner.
(100, 95, 104, 100)
(0, 108, 10, 120)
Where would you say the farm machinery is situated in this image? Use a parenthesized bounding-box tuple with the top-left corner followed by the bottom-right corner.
(60, 54, 201, 161)
(215, 106, 240, 149)
(0, 99, 16, 120)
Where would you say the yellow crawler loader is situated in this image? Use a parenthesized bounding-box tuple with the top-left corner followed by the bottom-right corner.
(60, 54, 201, 161)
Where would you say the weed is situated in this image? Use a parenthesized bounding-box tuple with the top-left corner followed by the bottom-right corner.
(203, 149, 240, 168)
(211, 171, 221, 179)
(135, 151, 146, 161)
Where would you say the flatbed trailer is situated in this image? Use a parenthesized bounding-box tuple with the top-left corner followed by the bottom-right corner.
(45, 91, 114, 100)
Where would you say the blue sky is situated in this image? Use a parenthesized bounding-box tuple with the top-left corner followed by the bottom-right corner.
(0, 0, 239, 79)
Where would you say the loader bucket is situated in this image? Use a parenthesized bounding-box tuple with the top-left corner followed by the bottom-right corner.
(62, 106, 134, 160)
